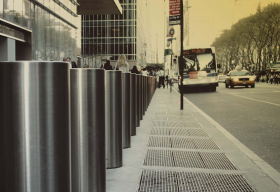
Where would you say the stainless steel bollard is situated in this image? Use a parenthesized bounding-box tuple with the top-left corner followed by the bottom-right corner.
(71, 69, 106, 192)
(0, 61, 70, 192)
(136, 74, 140, 127)
(130, 74, 136, 136)
(122, 73, 131, 148)
(143, 76, 147, 113)
(139, 75, 143, 120)
(105, 70, 123, 168)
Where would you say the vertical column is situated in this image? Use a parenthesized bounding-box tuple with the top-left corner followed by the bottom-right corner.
(139, 75, 143, 120)
(130, 74, 136, 136)
(105, 70, 123, 168)
(71, 69, 106, 192)
(136, 74, 140, 127)
(122, 73, 131, 148)
(0, 61, 70, 192)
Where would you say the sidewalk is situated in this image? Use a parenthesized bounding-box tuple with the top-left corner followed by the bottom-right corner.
(106, 88, 280, 192)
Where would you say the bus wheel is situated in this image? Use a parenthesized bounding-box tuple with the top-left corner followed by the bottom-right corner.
(209, 86, 216, 92)
(230, 83, 234, 89)
(251, 83, 255, 88)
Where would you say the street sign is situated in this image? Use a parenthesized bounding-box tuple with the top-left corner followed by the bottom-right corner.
(169, 15, 181, 25)
(169, 28, 175, 36)
(169, 0, 181, 26)
(167, 38, 176, 41)
(164, 49, 173, 56)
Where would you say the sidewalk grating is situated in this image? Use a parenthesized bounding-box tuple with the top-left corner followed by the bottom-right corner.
(138, 170, 178, 192)
(148, 136, 171, 148)
(148, 137, 220, 150)
(150, 128, 209, 137)
(144, 149, 237, 170)
(138, 170, 256, 192)
(167, 116, 197, 121)
(151, 120, 202, 128)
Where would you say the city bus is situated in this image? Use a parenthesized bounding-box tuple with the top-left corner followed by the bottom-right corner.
(178, 47, 219, 92)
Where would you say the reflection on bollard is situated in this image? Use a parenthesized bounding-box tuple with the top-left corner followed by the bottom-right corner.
(130, 74, 137, 136)
(136, 74, 140, 127)
(0, 61, 71, 192)
(139, 75, 143, 120)
(122, 73, 131, 148)
(71, 69, 106, 192)
(105, 70, 123, 168)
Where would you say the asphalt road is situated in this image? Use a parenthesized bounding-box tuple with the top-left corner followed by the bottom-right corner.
(178, 82, 280, 173)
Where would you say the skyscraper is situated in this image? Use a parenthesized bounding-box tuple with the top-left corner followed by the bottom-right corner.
(81, 0, 147, 69)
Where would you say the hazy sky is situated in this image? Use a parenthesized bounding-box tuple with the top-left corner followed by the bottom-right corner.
(148, 0, 280, 63)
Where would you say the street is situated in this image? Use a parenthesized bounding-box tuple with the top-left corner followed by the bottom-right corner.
(175, 82, 280, 173)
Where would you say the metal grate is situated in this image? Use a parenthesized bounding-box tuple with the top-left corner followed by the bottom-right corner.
(148, 137, 220, 150)
(200, 152, 237, 170)
(192, 138, 220, 150)
(148, 136, 171, 148)
(171, 137, 196, 149)
(138, 170, 178, 192)
(167, 116, 197, 121)
(144, 149, 174, 167)
(168, 121, 202, 128)
(150, 128, 170, 135)
(211, 173, 255, 191)
(172, 138, 220, 150)
(173, 151, 205, 169)
(151, 120, 169, 127)
(177, 172, 216, 191)
(150, 128, 209, 137)
(144, 150, 236, 170)
(139, 170, 256, 192)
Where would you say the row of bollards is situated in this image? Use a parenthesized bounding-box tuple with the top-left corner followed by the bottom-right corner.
(0, 62, 156, 192)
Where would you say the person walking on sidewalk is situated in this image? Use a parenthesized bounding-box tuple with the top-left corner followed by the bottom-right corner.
(141, 68, 148, 76)
(131, 65, 139, 74)
(115, 54, 130, 73)
(157, 68, 165, 88)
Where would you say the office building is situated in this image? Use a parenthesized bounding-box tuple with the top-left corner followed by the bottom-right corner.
(81, 0, 146, 69)
(0, 0, 121, 62)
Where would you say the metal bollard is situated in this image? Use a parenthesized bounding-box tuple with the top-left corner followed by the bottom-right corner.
(130, 74, 136, 136)
(139, 75, 143, 120)
(143, 76, 147, 113)
(0, 61, 70, 192)
(71, 69, 106, 192)
(136, 74, 140, 127)
(122, 73, 131, 148)
(105, 70, 123, 168)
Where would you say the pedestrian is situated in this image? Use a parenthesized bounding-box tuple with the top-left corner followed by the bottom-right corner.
(270, 74, 274, 84)
(115, 55, 130, 73)
(141, 68, 148, 76)
(104, 60, 113, 70)
(157, 68, 165, 88)
(131, 65, 139, 74)
(71, 61, 78, 68)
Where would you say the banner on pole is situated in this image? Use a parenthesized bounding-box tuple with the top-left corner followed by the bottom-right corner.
(169, 0, 181, 25)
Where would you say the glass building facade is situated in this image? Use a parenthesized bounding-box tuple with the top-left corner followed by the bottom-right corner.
(0, 0, 78, 61)
(81, 0, 146, 68)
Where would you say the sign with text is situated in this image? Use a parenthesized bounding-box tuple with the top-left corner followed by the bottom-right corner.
(169, 0, 181, 25)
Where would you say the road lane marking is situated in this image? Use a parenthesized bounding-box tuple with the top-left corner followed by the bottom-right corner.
(229, 94, 280, 107)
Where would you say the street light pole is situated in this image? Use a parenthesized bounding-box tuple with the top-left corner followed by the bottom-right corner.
(180, 0, 184, 110)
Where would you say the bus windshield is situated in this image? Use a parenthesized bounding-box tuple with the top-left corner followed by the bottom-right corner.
(183, 53, 216, 74)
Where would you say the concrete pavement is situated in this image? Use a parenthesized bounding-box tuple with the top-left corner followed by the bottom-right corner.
(106, 87, 280, 192)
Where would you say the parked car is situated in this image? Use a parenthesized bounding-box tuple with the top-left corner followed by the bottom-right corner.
(225, 70, 255, 88)
(218, 75, 226, 83)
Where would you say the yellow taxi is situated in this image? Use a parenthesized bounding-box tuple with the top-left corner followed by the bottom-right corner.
(225, 69, 255, 88)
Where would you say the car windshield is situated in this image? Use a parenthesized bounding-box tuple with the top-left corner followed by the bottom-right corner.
(231, 71, 251, 76)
